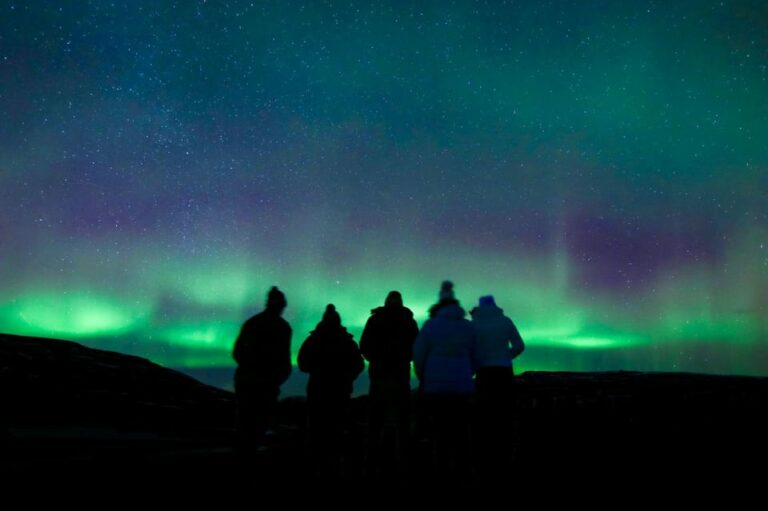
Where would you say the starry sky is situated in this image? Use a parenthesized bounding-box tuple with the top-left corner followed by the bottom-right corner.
(1, 0, 767, 386)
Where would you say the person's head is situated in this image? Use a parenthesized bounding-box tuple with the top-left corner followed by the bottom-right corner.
(478, 295, 496, 307)
(384, 290, 403, 307)
(265, 286, 287, 313)
(321, 303, 341, 327)
(439, 280, 455, 302)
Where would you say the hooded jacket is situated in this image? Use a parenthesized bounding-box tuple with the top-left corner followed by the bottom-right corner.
(413, 304, 477, 395)
(360, 305, 419, 383)
(470, 303, 525, 371)
(233, 309, 292, 387)
(298, 320, 364, 398)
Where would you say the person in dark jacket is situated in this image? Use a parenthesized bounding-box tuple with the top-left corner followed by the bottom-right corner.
(232, 286, 292, 452)
(360, 290, 419, 476)
(298, 304, 364, 472)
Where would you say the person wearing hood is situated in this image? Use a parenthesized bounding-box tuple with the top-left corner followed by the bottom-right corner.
(470, 294, 525, 479)
(298, 304, 365, 471)
(232, 286, 292, 453)
(360, 290, 419, 475)
(470, 294, 525, 396)
(414, 281, 477, 478)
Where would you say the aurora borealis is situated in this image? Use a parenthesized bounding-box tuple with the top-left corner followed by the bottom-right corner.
(1, 1, 767, 387)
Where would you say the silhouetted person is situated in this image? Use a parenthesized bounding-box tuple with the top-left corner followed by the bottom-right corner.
(360, 290, 419, 478)
(470, 294, 525, 480)
(428, 280, 460, 318)
(471, 294, 525, 394)
(298, 304, 364, 475)
(414, 281, 477, 483)
(232, 286, 292, 454)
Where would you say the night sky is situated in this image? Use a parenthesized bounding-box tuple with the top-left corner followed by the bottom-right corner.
(1, 0, 767, 386)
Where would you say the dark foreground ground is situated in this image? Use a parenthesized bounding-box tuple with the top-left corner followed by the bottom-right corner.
(2, 332, 767, 493)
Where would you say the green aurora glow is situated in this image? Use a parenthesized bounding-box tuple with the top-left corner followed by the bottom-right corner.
(1, 1, 767, 381)
(1, 230, 764, 375)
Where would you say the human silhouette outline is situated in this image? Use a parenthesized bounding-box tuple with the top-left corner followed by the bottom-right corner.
(360, 290, 419, 478)
(470, 294, 525, 390)
(297, 304, 364, 475)
(470, 294, 525, 479)
(232, 286, 292, 454)
(414, 281, 477, 482)
(428, 280, 460, 318)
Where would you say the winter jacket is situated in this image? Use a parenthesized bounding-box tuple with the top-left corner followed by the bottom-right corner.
(360, 305, 419, 384)
(413, 304, 477, 395)
(233, 310, 292, 387)
(470, 303, 525, 371)
(297, 322, 365, 398)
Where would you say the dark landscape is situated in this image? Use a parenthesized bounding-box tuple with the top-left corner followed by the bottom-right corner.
(3, 332, 766, 491)
(3, 2, 768, 500)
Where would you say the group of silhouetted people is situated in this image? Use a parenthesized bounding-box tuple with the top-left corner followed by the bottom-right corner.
(232, 280, 525, 483)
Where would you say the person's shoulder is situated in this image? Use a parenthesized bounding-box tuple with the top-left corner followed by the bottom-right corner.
(420, 317, 436, 330)
(366, 308, 385, 324)
(338, 328, 356, 346)
(252, 310, 268, 319)
(454, 316, 475, 333)
(241, 313, 262, 328)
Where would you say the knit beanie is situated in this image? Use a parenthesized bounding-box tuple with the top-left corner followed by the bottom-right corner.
(322, 303, 341, 326)
(439, 280, 455, 301)
(266, 286, 287, 309)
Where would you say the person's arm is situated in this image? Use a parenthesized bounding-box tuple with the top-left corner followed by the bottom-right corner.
(412, 322, 430, 382)
(277, 324, 293, 384)
(509, 318, 525, 359)
(469, 323, 480, 375)
(232, 322, 249, 365)
(407, 317, 420, 362)
(359, 317, 375, 362)
(297, 335, 314, 373)
(350, 339, 365, 380)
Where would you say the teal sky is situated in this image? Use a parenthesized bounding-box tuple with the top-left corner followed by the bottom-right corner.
(1, 1, 766, 382)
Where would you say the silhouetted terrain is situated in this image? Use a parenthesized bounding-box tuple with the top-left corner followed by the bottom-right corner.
(0, 333, 234, 478)
(2, 332, 767, 490)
